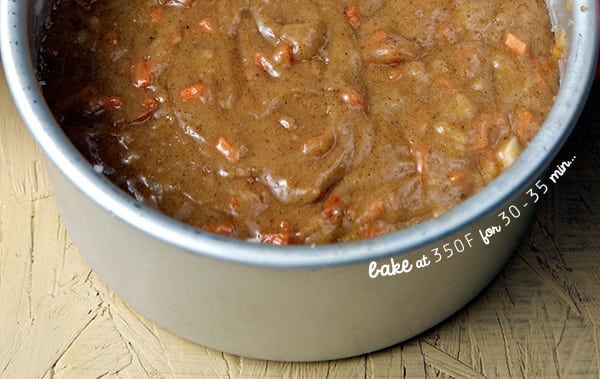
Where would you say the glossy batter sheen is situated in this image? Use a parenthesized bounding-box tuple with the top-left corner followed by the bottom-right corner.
(39, 0, 560, 244)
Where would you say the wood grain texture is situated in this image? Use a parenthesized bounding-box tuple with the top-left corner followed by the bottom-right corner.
(1, 63, 598, 378)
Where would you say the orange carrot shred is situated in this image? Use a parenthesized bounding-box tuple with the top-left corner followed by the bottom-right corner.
(344, 6, 360, 29)
(366, 30, 389, 46)
(142, 98, 160, 109)
(150, 7, 165, 23)
(435, 23, 456, 42)
(436, 75, 455, 90)
(504, 32, 528, 55)
(102, 95, 122, 111)
(196, 17, 216, 32)
(179, 83, 205, 102)
(131, 60, 156, 89)
(259, 232, 292, 245)
(388, 68, 403, 81)
(216, 137, 241, 163)
(204, 223, 237, 237)
(279, 220, 293, 233)
(254, 52, 281, 78)
(272, 44, 293, 67)
(230, 197, 240, 210)
(323, 196, 343, 220)
(448, 171, 466, 186)
(339, 86, 365, 108)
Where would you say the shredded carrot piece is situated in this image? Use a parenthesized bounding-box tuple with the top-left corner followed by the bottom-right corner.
(435, 23, 455, 42)
(229, 197, 240, 211)
(323, 196, 343, 220)
(131, 60, 156, 89)
(302, 132, 335, 157)
(83, 94, 123, 115)
(142, 98, 160, 109)
(204, 223, 237, 237)
(504, 32, 528, 55)
(179, 83, 205, 102)
(128, 101, 161, 125)
(279, 220, 293, 233)
(436, 75, 455, 90)
(216, 137, 241, 163)
(388, 68, 403, 81)
(195, 17, 216, 32)
(366, 30, 389, 46)
(272, 44, 293, 67)
(339, 86, 365, 108)
(102, 95, 122, 111)
(253, 45, 293, 77)
(344, 6, 360, 29)
(254, 53, 268, 69)
(259, 232, 292, 245)
(448, 171, 466, 186)
(254, 53, 280, 77)
(150, 7, 165, 23)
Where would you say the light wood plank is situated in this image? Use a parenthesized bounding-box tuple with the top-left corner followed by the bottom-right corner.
(1, 55, 599, 379)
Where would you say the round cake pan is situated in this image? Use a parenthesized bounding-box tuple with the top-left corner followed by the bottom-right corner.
(1, 0, 598, 361)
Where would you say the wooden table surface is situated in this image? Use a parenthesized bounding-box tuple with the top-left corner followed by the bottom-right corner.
(1, 60, 599, 378)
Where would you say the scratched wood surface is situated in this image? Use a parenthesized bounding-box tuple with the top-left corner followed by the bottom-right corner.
(1, 61, 599, 378)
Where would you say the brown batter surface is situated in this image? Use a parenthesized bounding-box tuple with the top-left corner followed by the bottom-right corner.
(40, 0, 560, 244)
